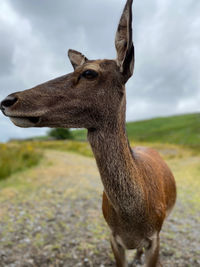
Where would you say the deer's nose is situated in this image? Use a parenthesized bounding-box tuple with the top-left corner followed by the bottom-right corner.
(0, 95, 18, 110)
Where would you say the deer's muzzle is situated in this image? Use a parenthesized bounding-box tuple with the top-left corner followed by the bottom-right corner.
(0, 95, 41, 128)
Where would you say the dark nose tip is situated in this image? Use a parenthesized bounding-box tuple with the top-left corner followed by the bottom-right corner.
(1, 95, 18, 109)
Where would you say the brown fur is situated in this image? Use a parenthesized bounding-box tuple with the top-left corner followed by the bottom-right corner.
(0, 1, 176, 266)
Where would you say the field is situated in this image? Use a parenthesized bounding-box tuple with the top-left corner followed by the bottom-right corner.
(0, 113, 199, 266)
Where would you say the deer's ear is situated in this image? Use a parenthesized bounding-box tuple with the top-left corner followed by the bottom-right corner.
(115, 0, 134, 83)
(68, 49, 88, 70)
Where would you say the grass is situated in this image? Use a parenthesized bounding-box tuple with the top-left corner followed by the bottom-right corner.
(170, 154, 200, 211)
(126, 113, 200, 148)
(13, 140, 93, 158)
(1, 112, 199, 181)
(0, 141, 199, 265)
(70, 113, 200, 149)
(0, 124, 199, 265)
(71, 129, 87, 141)
(0, 140, 91, 181)
(15, 137, 199, 211)
(0, 143, 42, 180)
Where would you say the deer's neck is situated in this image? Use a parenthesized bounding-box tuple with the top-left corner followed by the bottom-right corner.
(87, 111, 143, 215)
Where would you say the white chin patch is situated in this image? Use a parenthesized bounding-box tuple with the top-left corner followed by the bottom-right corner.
(9, 117, 36, 128)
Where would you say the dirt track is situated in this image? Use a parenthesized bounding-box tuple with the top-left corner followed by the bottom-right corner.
(0, 150, 199, 266)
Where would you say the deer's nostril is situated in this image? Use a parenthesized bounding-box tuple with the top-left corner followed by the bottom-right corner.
(1, 96, 18, 108)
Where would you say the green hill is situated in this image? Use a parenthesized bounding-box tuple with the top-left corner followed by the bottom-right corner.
(126, 113, 200, 147)
(72, 113, 200, 148)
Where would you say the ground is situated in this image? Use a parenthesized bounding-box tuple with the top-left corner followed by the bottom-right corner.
(0, 147, 200, 267)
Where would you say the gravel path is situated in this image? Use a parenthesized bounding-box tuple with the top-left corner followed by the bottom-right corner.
(0, 150, 199, 266)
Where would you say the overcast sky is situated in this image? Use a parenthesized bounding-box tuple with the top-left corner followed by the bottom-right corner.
(0, 0, 199, 142)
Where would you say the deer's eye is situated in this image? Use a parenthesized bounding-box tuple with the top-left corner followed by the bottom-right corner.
(81, 70, 98, 79)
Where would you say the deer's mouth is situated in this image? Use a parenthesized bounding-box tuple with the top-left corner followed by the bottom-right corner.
(9, 116, 41, 127)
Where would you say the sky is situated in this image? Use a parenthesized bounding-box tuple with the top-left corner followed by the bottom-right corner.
(0, 0, 199, 142)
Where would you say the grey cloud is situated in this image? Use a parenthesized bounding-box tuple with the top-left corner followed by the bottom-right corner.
(0, 115, 48, 142)
(8, 0, 125, 58)
(0, 22, 15, 76)
(0, 0, 199, 142)
(127, 0, 200, 118)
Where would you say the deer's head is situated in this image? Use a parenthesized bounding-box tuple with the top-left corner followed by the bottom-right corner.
(0, 0, 134, 130)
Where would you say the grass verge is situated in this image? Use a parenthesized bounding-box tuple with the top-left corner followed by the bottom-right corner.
(0, 143, 42, 180)
(13, 140, 93, 158)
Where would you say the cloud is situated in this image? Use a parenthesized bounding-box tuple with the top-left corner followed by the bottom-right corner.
(0, 0, 199, 141)
(125, 0, 200, 120)
(0, 116, 48, 142)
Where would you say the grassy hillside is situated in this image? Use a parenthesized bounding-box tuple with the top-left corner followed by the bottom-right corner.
(71, 113, 200, 148)
(126, 113, 200, 148)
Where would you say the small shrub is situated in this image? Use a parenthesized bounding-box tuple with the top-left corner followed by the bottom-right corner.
(48, 128, 74, 140)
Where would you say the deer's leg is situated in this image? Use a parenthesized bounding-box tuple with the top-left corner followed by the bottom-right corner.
(144, 233, 162, 267)
(110, 234, 128, 267)
(133, 247, 143, 265)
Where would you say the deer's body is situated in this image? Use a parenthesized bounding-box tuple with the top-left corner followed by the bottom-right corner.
(88, 98, 176, 265)
(101, 146, 175, 249)
(0, 1, 176, 266)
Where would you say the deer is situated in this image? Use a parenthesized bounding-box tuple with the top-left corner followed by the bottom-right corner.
(0, 0, 176, 266)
